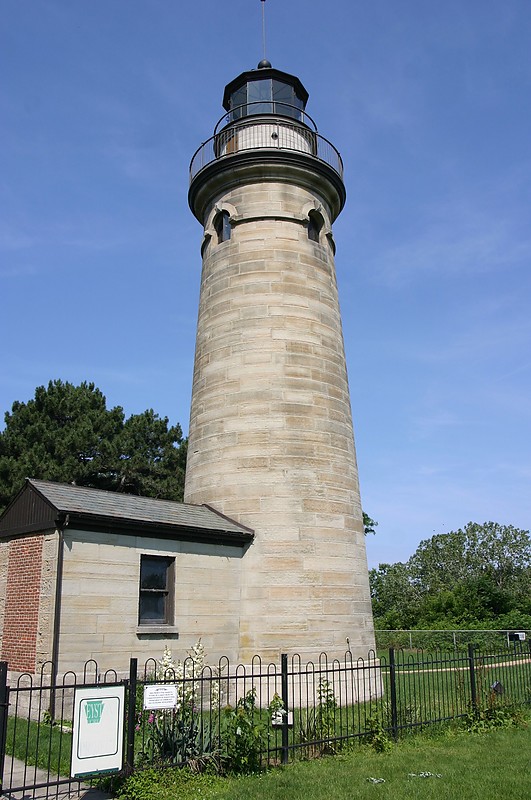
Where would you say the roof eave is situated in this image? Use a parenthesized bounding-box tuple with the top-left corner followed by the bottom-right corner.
(61, 512, 254, 546)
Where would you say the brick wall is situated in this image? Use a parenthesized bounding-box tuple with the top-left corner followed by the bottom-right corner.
(1, 535, 44, 672)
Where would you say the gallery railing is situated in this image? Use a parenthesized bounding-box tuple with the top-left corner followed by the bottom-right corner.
(190, 114, 344, 182)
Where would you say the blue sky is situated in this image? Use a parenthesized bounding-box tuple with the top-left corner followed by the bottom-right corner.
(2, 1, 530, 568)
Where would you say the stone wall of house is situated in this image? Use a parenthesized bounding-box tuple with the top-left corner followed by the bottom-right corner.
(36, 532, 59, 668)
(57, 528, 244, 674)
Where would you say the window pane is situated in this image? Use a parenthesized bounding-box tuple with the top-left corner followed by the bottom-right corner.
(273, 82, 302, 119)
(248, 79, 271, 101)
(272, 81, 293, 103)
(141, 557, 168, 589)
(247, 79, 271, 114)
(231, 86, 247, 109)
(215, 211, 231, 243)
(231, 86, 247, 120)
(139, 555, 174, 626)
(276, 103, 299, 119)
(290, 95, 304, 121)
(139, 593, 166, 623)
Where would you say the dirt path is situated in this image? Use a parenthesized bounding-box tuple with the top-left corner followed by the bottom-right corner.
(391, 656, 531, 674)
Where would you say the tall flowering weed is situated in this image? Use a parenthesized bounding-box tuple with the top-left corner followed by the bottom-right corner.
(140, 641, 221, 766)
(156, 640, 220, 709)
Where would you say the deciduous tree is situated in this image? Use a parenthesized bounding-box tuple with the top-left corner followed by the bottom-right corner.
(369, 521, 531, 629)
(369, 561, 420, 629)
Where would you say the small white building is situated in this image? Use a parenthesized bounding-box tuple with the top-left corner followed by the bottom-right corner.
(0, 478, 253, 675)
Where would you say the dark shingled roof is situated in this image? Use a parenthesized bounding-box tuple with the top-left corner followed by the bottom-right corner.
(0, 479, 254, 545)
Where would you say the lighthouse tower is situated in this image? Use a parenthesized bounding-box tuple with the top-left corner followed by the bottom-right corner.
(185, 61, 375, 662)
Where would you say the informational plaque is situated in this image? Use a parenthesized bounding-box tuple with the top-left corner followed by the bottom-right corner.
(143, 684, 178, 710)
(71, 686, 125, 778)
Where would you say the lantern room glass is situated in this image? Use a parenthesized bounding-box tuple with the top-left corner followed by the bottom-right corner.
(228, 78, 304, 122)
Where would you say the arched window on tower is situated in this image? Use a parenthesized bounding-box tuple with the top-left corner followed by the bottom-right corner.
(307, 210, 323, 243)
(214, 210, 231, 243)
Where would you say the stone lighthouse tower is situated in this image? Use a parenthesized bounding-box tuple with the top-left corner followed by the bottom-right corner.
(185, 61, 375, 662)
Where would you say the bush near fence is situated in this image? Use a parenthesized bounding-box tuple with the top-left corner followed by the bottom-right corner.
(1, 643, 531, 796)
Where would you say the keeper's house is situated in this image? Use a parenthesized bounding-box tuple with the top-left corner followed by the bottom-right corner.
(0, 479, 253, 675)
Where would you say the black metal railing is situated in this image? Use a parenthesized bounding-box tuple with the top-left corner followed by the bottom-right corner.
(1, 644, 530, 796)
(190, 118, 344, 182)
(213, 102, 319, 134)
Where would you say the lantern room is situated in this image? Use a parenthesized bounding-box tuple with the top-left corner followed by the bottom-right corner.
(222, 60, 309, 123)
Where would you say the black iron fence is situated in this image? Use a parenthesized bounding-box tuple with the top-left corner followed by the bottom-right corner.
(1, 644, 530, 797)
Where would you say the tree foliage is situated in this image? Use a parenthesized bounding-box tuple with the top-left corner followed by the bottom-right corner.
(369, 561, 420, 629)
(370, 522, 531, 630)
(0, 380, 187, 513)
(363, 512, 378, 536)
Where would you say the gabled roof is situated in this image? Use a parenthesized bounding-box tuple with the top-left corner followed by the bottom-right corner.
(0, 479, 254, 546)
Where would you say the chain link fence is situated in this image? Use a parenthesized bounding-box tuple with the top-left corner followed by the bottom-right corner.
(375, 629, 530, 652)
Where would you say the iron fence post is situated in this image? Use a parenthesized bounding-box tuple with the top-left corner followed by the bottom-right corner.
(388, 648, 398, 739)
(467, 643, 477, 710)
(125, 658, 138, 774)
(0, 662, 8, 793)
(281, 653, 289, 765)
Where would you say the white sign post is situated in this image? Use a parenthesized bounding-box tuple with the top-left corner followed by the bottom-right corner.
(71, 685, 125, 778)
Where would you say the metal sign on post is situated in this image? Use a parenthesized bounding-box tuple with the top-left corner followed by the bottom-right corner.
(271, 710, 293, 727)
(71, 685, 125, 778)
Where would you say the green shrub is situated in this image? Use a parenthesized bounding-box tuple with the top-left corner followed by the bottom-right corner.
(220, 689, 266, 774)
(298, 678, 340, 755)
(364, 715, 392, 753)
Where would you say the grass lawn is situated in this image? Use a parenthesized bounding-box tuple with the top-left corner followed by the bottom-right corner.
(117, 723, 531, 800)
(6, 716, 72, 777)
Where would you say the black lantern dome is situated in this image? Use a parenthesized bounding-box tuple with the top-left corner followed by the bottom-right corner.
(222, 61, 309, 123)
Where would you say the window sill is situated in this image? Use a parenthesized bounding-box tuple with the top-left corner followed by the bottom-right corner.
(136, 626, 179, 636)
